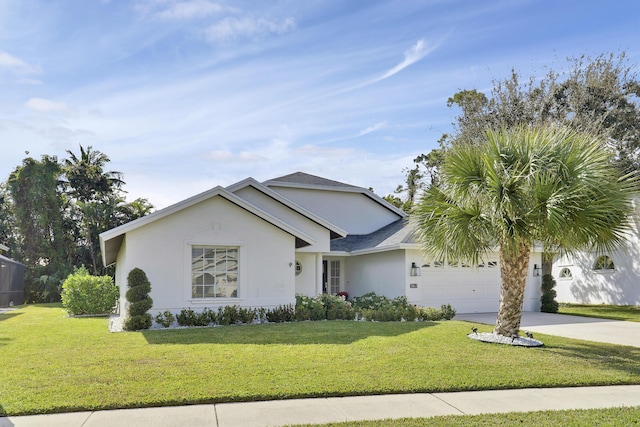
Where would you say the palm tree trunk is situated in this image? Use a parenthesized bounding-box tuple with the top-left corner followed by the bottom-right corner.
(494, 240, 531, 336)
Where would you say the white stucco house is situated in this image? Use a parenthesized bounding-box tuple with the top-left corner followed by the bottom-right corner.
(551, 202, 640, 306)
(100, 172, 547, 319)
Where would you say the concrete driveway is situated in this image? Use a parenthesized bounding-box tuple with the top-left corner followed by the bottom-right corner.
(455, 312, 640, 348)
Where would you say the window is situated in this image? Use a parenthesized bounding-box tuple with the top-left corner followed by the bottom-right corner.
(330, 260, 340, 294)
(559, 267, 572, 279)
(593, 255, 614, 271)
(192, 246, 238, 298)
(295, 260, 302, 276)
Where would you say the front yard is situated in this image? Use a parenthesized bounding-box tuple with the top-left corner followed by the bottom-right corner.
(559, 303, 640, 322)
(0, 304, 639, 416)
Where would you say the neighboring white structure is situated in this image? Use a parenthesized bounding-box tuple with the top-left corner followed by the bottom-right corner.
(551, 205, 640, 306)
(100, 172, 544, 318)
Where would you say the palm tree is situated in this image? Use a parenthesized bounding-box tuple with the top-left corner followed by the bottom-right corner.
(412, 125, 636, 337)
(63, 145, 124, 203)
(63, 145, 124, 274)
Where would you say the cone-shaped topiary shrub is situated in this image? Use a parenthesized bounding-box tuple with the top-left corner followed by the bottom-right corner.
(124, 267, 153, 331)
(540, 273, 559, 313)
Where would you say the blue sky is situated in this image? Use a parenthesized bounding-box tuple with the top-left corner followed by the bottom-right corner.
(1, 0, 639, 209)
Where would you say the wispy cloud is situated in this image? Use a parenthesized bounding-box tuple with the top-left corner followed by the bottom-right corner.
(0, 51, 38, 74)
(25, 98, 69, 112)
(204, 16, 296, 43)
(377, 39, 433, 81)
(357, 121, 388, 137)
(337, 38, 441, 95)
(143, 0, 230, 20)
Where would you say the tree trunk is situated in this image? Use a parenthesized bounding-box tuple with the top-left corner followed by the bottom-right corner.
(541, 252, 553, 277)
(494, 240, 531, 336)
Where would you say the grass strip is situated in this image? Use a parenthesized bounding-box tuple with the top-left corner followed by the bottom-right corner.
(559, 304, 640, 322)
(289, 406, 640, 427)
(0, 304, 639, 416)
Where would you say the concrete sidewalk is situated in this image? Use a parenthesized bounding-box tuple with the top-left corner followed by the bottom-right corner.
(2, 385, 639, 427)
(455, 312, 640, 347)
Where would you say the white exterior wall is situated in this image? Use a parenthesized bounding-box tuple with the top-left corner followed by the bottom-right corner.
(404, 249, 542, 313)
(114, 196, 297, 318)
(294, 252, 320, 296)
(552, 207, 640, 305)
(344, 251, 406, 299)
(234, 186, 331, 252)
(270, 187, 400, 234)
(553, 248, 640, 305)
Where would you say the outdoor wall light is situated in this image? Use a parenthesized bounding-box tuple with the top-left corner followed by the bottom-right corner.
(410, 262, 421, 276)
(533, 264, 541, 276)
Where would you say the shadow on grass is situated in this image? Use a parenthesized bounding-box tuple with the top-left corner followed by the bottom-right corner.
(0, 312, 22, 323)
(142, 320, 437, 345)
(539, 339, 640, 378)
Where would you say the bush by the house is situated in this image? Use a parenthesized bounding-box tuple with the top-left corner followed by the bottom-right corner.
(295, 294, 354, 321)
(123, 268, 153, 331)
(154, 310, 175, 328)
(351, 292, 456, 321)
(149, 292, 455, 330)
(540, 274, 559, 313)
(265, 304, 295, 323)
(176, 308, 207, 327)
(61, 266, 119, 315)
(440, 304, 456, 320)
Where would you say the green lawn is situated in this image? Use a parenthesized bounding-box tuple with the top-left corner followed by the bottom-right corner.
(291, 406, 640, 427)
(0, 304, 639, 416)
(559, 304, 640, 322)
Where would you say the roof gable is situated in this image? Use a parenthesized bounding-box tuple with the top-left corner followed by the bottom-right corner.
(263, 171, 407, 219)
(99, 186, 316, 266)
(265, 172, 360, 189)
(226, 178, 347, 239)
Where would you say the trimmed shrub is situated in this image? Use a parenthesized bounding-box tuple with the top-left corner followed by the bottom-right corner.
(154, 310, 175, 328)
(123, 268, 153, 331)
(265, 304, 295, 323)
(440, 304, 456, 320)
(541, 274, 559, 313)
(61, 266, 119, 315)
(177, 308, 198, 327)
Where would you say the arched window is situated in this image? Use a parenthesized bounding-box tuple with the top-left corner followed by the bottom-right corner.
(593, 255, 614, 271)
(558, 267, 572, 279)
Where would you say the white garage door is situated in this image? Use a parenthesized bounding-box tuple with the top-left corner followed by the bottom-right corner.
(415, 264, 502, 313)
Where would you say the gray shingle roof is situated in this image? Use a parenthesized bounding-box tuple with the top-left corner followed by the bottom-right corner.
(331, 219, 415, 252)
(266, 172, 360, 189)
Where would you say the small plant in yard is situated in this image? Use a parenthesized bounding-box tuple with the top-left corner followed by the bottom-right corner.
(176, 308, 198, 326)
(61, 266, 119, 315)
(123, 268, 153, 331)
(154, 310, 175, 328)
(265, 304, 295, 322)
(440, 304, 456, 320)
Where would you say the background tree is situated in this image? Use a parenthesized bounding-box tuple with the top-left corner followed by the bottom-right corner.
(7, 156, 76, 301)
(0, 184, 17, 256)
(399, 52, 640, 275)
(63, 145, 125, 274)
(412, 126, 635, 337)
(1, 147, 154, 302)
